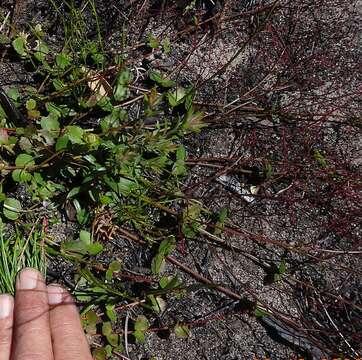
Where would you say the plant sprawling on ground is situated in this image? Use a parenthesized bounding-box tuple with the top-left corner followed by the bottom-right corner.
(0, 0, 360, 358)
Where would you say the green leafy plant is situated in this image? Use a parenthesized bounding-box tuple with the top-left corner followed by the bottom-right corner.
(133, 315, 150, 343)
(3, 0, 358, 357)
(0, 2, 208, 352)
(151, 236, 176, 274)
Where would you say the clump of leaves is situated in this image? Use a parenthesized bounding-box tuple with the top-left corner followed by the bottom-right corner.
(0, 3, 206, 354)
(0, 25, 205, 241)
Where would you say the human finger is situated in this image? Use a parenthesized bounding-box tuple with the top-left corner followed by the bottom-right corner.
(12, 268, 53, 360)
(0, 294, 14, 360)
(47, 285, 92, 360)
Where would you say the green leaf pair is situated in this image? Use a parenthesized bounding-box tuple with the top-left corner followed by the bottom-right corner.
(61, 230, 103, 257)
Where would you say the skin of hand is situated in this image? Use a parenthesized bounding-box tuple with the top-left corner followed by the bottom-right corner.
(0, 268, 93, 360)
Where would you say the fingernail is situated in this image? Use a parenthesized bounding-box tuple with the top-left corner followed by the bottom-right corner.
(48, 285, 64, 305)
(0, 294, 13, 319)
(17, 268, 39, 290)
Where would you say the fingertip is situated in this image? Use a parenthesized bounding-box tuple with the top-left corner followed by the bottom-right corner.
(0, 294, 14, 319)
(12, 268, 54, 359)
(0, 294, 14, 360)
(16, 267, 43, 290)
(48, 284, 75, 307)
(47, 285, 66, 305)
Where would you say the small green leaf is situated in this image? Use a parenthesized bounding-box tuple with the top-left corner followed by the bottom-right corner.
(55, 136, 69, 151)
(0, 105, 7, 119)
(113, 69, 133, 101)
(52, 78, 65, 91)
(67, 186, 81, 199)
(113, 84, 128, 101)
(26, 99, 36, 110)
(34, 24, 45, 38)
(87, 242, 103, 255)
(84, 133, 100, 149)
(149, 71, 175, 88)
(3, 198, 22, 220)
(66, 126, 84, 144)
(158, 237, 176, 256)
(182, 108, 206, 133)
(135, 315, 150, 332)
(106, 260, 122, 281)
(214, 207, 228, 235)
(12, 169, 32, 182)
(181, 223, 196, 238)
(15, 154, 35, 167)
(255, 307, 270, 318)
(117, 177, 137, 196)
(56, 52, 71, 69)
(105, 304, 117, 322)
(160, 275, 181, 290)
(151, 253, 165, 275)
(148, 34, 159, 49)
(278, 260, 286, 274)
(314, 149, 328, 168)
(133, 330, 145, 343)
(45, 102, 63, 118)
(12, 36, 26, 56)
(159, 276, 170, 289)
(106, 333, 119, 347)
(93, 348, 106, 360)
(183, 202, 202, 223)
(176, 145, 186, 161)
(86, 310, 98, 325)
(119, 68, 133, 83)
(34, 40, 49, 61)
(61, 240, 87, 255)
(162, 37, 171, 54)
(114, 68, 133, 99)
(174, 323, 190, 338)
(172, 160, 187, 176)
(109, 260, 122, 272)
(100, 108, 126, 131)
(79, 230, 91, 245)
(41, 114, 60, 137)
(168, 88, 186, 107)
(7, 88, 20, 102)
(102, 321, 112, 336)
(172, 145, 187, 176)
(148, 295, 166, 314)
(104, 345, 113, 357)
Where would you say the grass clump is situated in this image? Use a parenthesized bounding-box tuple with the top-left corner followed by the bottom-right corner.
(0, 220, 46, 295)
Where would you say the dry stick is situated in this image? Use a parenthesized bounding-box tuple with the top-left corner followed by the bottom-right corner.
(198, 228, 272, 270)
(172, 3, 278, 41)
(119, 228, 331, 351)
(168, 255, 327, 356)
(168, 31, 210, 79)
(223, 222, 362, 277)
(318, 297, 359, 357)
(0, 11, 10, 33)
(124, 311, 130, 358)
(184, 155, 245, 196)
(123, 192, 360, 306)
(165, 255, 242, 301)
(197, 1, 280, 89)
(118, 228, 242, 301)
